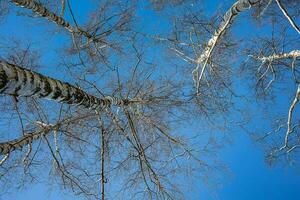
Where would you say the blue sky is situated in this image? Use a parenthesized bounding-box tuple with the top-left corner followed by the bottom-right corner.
(1, 0, 300, 199)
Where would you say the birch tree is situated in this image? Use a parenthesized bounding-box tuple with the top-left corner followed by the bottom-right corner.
(0, 0, 300, 199)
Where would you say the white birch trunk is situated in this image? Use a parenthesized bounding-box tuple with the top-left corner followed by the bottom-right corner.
(0, 60, 128, 109)
(193, 0, 262, 91)
(11, 0, 104, 44)
(255, 50, 300, 62)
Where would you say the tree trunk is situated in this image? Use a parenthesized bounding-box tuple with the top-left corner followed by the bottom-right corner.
(11, 0, 104, 44)
(11, 0, 75, 33)
(193, 0, 262, 90)
(0, 60, 128, 109)
(0, 129, 48, 155)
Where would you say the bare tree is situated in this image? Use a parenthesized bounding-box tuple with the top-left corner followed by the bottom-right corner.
(0, 0, 300, 199)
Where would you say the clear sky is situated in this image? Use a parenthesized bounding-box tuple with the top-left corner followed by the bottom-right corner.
(1, 0, 300, 200)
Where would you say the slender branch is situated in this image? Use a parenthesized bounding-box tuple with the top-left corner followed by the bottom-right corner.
(95, 110, 105, 200)
(43, 135, 96, 197)
(53, 129, 60, 166)
(60, 0, 66, 17)
(0, 154, 9, 166)
(104, 108, 140, 151)
(280, 84, 300, 150)
(124, 109, 174, 199)
(22, 143, 32, 165)
(275, 0, 300, 34)
(100, 123, 105, 200)
(170, 47, 196, 63)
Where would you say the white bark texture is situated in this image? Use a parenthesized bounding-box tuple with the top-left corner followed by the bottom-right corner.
(256, 50, 300, 62)
(12, 0, 75, 32)
(193, 0, 261, 90)
(0, 60, 129, 109)
(275, 0, 300, 34)
(0, 129, 49, 155)
(0, 115, 94, 155)
(11, 0, 104, 43)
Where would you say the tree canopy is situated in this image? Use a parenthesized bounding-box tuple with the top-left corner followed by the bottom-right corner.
(0, 0, 299, 199)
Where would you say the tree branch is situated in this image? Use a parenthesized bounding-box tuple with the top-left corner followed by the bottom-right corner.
(275, 0, 300, 34)
(0, 154, 9, 166)
(280, 84, 300, 150)
(0, 128, 50, 155)
(252, 50, 300, 62)
(0, 114, 93, 155)
(95, 110, 106, 200)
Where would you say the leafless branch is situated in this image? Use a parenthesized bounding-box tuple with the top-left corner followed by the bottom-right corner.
(275, 0, 300, 34)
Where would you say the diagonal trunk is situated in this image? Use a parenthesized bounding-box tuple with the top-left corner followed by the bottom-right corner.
(12, 0, 75, 32)
(0, 129, 49, 155)
(0, 115, 93, 155)
(0, 60, 129, 109)
(11, 0, 104, 44)
(193, 0, 262, 90)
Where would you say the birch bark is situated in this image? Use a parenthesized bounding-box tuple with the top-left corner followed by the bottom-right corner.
(0, 61, 128, 109)
(11, 0, 105, 44)
(193, 0, 262, 91)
